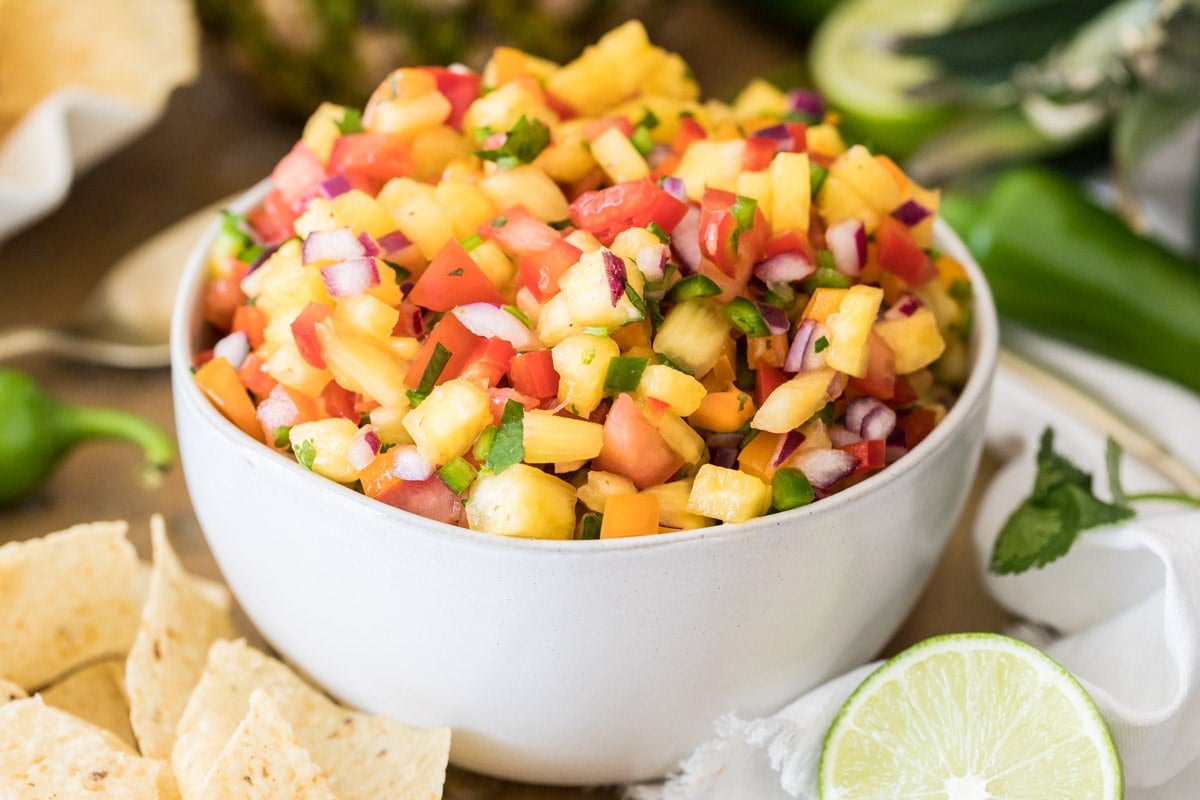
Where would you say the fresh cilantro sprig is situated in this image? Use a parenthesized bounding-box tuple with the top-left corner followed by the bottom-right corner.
(476, 115, 551, 169)
(989, 428, 1200, 575)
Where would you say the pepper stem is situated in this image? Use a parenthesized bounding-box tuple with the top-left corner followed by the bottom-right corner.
(54, 404, 176, 488)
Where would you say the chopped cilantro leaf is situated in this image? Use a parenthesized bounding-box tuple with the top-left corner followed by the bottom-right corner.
(415, 342, 452, 396)
(294, 439, 317, 470)
(485, 400, 525, 474)
(638, 107, 660, 129)
(476, 115, 551, 169)
(335, 107, 364, 135)
(624, 283, 647, 316)
(460, 232, 484, 252)
(448, 267, 464, 276)
(814, 336, 829, 353)
(631, 126, 655, 156)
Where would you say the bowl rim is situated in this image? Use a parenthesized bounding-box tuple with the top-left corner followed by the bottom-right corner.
(171, 179, 999, 554)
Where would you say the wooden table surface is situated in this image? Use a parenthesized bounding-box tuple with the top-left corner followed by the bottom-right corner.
(0, 7, 1011, 796)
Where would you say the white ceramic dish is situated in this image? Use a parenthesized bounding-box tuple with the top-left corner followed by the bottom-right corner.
(171, 183, 999, 785)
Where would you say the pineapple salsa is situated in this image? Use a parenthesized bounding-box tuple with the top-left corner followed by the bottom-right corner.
(194, 21, 974, 540)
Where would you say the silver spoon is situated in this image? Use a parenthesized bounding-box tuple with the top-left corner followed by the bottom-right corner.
(0, 195, 236, 369)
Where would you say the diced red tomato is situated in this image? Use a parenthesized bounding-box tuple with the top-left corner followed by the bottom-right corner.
(237, 353, 276, 400)
(407, 239, 505, 311)
(247, 188, 298, 244)
(391, 300, 426, 338)
(486, 387, 541, 425)
(567, 177, 689, 245)
(755, 360, 787, 408)
(320, 380, 359, 420)
(290, 303, 332, 369)
(875, 216, 933, 285)
(404, 313, 481, 389)
(272, 142, 325, 205)
(741, 136, 778, 172)
(838, 439, 886, 475)
(508, 349, 560, 398)
(460, 337, 516, 388)
(671, 115, 706, 155)
(896, 407, 938, 448)
(592, 393, 684, 489)
(327, 133, 413, 195)
(360, 452, 467, 527)
(480, 207, 565, 255)
(763, 228, 816, 261)
(848, 332, 897, 400)
(424, 66, 481, 130)
(698, 187, 770, 279)
(202, 274, 248, 331)
(582, 116, 634, 141)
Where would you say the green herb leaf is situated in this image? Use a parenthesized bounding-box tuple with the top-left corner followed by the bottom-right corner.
(415, 342, 452, 396)
(624, 282, 647, 316)
(637, 107, 660, 130)
(989, 428, 1135, 575)
(579, 512, 603, 540)
(294, 439, 317, 470)
(814, 336, 830, 353)
(460, 232, 484, 252)
(631, 126, 655, 156)
(485, 400, 525, 474)
(647, 221, 669, 243)
(476, 115, 551, 169)
(503, 305, 533, 329)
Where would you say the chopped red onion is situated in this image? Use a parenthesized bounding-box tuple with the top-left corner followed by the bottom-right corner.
(845, 396, 883, 434)
(785, 89, 825, 119)
(711, 446, 739, 469)
(784, 319, 830, 372)
(636, 244, 668, 282)
(213, 330, 249, 370)
(757, 303, 790, 335)
(376, 229, 412, 256)
(357, 231, 381, 257)
(884, 294, 922, 319)
(602, 250, 628, 307)
(891, 199, 932, 227)
(772, 430, 806, 467)
(861, 405, 897, 441)
(347, 426, 382, 471)
(829, 424, 861, 447)
(303, 227, 365, 265)
(791, 447, 857, 490)
(660, 176, 687, 203)
(826, 219, 866, 277)
(885, 428, 908, 462)
(754, 250, 816, 283)
(452, 302, 543, 351)
(390, 445, 435, 481)
(669, 205, 702, 275)
(318, 174, 351, 198)
(321, 257, 380, 297)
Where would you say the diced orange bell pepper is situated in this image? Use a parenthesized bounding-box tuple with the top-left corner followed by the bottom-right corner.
(599, 493, 661, 538)
(194, 357, 264, 442)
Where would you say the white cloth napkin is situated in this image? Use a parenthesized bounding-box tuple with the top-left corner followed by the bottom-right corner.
(629, 333, 1200, 799)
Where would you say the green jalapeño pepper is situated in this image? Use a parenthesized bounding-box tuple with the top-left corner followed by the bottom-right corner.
(941, 167, 1200, 394)
(0, 368, 176, 506)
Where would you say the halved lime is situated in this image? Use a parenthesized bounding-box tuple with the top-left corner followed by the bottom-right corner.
(819, 633, 1122, 800)
(809, 0, 967, 158)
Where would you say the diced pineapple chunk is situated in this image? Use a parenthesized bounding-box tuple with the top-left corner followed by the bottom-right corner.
(731, 78, 789, 121)
(376, 178, 455, 260)
(522, 412, 604, 463)
(301, 101, 348, 163)
(315, 319, 409, 409)
(289, 418, 360, 484)
(534, 118, 597, 184)
(752, 368, 838, 433)
(654, 410, 706, 464)
(463, 77, 559, 137)
(558, 249, 646, 330)
(770, 151, 811, 234)
(641, 479, 713, 529)
(483, 45, 559, 88)
(873, 308, 946, 374)
(535, 292, 586, 347)
(546, 20, 667, 117)
(480, 165, 570, 223)
(410, 125, 474, 182)
(590, 127, 650, 184)
(806, 123, 846, 159)
(402, 378, 493, 465)
(609, 227, 661, 262)
(653, 299, 731, 377)
(333, 293, 400, 340)
(577, 470, 639, 512)
(552, 333, 619, 417)
(816, 174, 881, 232)
(363, 68, 452, 137)
(735, 170, 773, 223)
(467, 463, 577, 539)
(468, 240, 517, 292)
(672, 139, 746, 201)
(435, 178, 498, 239)
(263, 339, 332, 399)
(686, 464, 772, 523)
(368, 405, 413, 445)
(825, 285, 884, 377)
(636, 363, 707, 416)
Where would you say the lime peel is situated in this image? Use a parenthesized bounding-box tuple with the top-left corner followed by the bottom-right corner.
(818, 632, 1122, 800)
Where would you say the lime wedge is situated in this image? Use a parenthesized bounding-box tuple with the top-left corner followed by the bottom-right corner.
(819, 633, 1122, 800)
(809, 0, 967, 157)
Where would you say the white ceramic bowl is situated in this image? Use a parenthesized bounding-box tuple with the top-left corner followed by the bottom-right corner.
(171, 183, 999, 786)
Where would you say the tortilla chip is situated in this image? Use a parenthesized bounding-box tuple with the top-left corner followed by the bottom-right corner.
(0, 0, 198, 139)
(0, 695, 165, 798)
(0, 677, 27, 705)
(173, 639, 450, 800)
(126, 515, 237, 760)
(41, 657, 137, 752)
(196, 689, 336, 799)
(0, 521, 143, 689)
